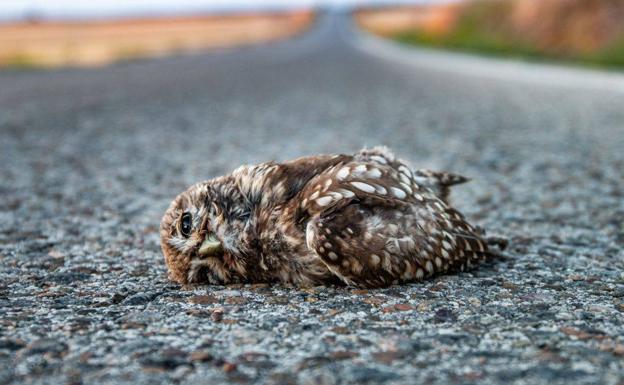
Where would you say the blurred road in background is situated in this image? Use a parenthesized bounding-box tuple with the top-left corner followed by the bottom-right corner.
(1, 11, 623, 385)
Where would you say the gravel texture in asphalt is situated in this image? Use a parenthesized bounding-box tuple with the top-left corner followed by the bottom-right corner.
(1, 13, 623, 385)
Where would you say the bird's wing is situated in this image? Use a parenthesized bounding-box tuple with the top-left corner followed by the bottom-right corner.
(297, 159, 490, 287)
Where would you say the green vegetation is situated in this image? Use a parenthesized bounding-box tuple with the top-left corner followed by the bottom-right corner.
(395, 30, 540, 62)
(1, 53, 40, 69)
(394, 0, 624, 70)
(590, 38, 624, 68)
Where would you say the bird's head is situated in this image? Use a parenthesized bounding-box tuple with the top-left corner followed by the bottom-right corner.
(159, 179, 251, 284)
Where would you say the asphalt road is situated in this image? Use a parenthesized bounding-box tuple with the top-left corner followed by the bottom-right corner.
(1, 12, 623, 385)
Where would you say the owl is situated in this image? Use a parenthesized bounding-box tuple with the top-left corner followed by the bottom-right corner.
(160, 147, 505, 288)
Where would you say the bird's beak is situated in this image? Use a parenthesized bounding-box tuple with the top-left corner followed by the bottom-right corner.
(198, 235, 223, 257)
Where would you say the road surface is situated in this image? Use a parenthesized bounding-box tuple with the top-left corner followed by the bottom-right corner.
(1, 12, 623, 385)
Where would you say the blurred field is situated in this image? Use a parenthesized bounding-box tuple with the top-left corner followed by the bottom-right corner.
(355, 4, 459, 37)
(356, 0, 624, 68)
(0, 11, 313, 68)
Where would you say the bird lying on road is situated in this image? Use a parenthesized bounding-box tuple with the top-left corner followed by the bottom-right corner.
(160, 147, 506, 288)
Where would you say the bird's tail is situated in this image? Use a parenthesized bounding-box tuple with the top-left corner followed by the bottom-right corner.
(413, 169, 470, 204)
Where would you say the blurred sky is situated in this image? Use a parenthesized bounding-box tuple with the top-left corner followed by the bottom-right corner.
(0, 0, 451, 21)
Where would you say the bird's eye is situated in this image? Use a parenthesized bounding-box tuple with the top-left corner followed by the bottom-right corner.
(180, 213, 192, 237)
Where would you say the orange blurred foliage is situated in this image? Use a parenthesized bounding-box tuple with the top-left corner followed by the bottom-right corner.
(356, 5, 459, 37)
(511, 0, 624, 54)
(358, 0, 624, 57)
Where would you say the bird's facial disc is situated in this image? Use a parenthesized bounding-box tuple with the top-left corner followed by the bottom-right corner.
(161, 185, 226, 284)
(175, 209, 223, 259)
(161, 181, 248, 285)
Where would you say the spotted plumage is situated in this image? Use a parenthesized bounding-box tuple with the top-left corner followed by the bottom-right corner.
(160, 147, 505, 287)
